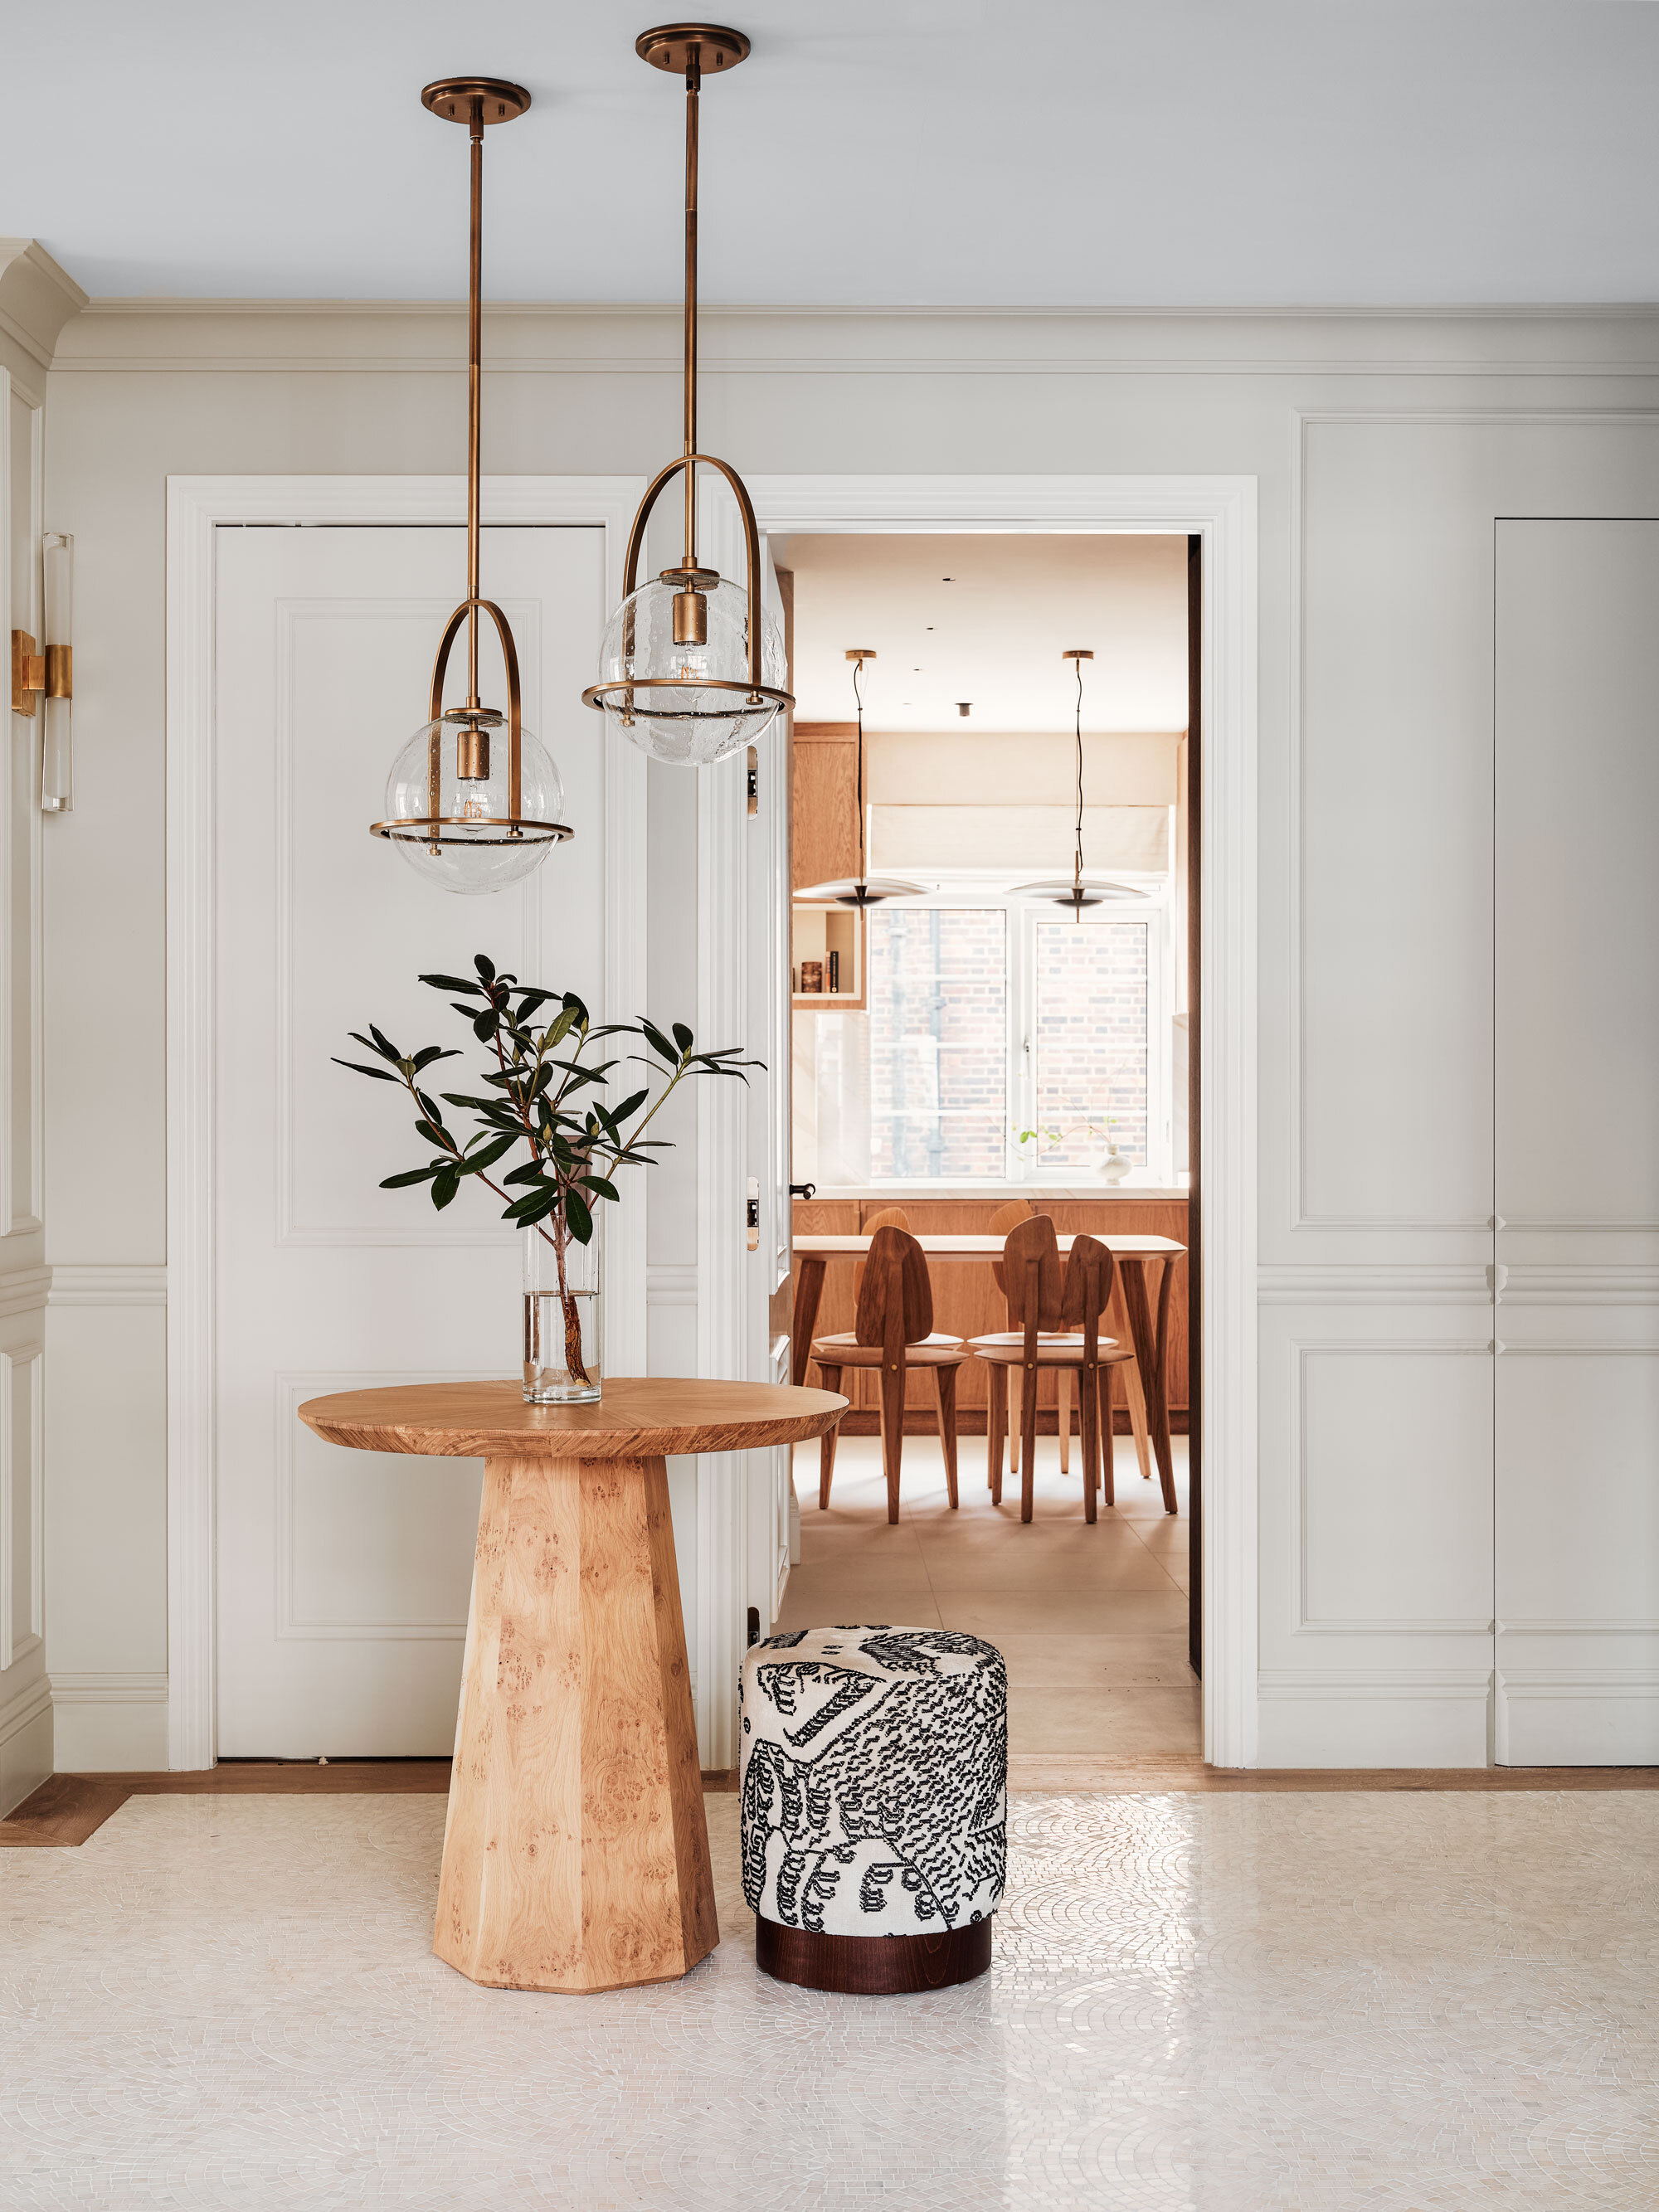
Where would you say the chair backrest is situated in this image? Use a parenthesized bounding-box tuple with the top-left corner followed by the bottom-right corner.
(854, 1225, 934, 1349)
(854, 1206, 912, 1300)
(1062, 1232, 1117, 1363)
(1001, 1214, 1064, 1334)
(988, 1198, 1034, 1300)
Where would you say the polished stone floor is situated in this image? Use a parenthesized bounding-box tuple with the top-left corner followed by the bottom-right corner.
(3, 1786, 1655, 2209)
(781, 1432, 1200, 1777)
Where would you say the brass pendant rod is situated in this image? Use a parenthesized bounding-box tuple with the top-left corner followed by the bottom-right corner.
(683, 51, 701, 571)
(466, 96, 484, 709)
(853, 654, 868, 883)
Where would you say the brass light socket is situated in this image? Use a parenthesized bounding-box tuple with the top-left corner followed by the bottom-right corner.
(673, 590, 708, 646)
(455, 725, 491, 781)
(44, 644, 71, 701)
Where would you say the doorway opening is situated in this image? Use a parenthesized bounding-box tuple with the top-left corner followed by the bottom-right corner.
(774, 532, 1202, 1778)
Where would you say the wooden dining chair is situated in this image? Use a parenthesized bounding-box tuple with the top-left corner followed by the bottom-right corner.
(811, 1224, 968, 1524)
(854, 1205, 912, 1304)
(971, 1219, 1134, 1523)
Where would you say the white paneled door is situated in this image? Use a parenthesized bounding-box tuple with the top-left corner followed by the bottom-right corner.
(213, 524, 606, 1755)
(1495, 519, 1659, 1765)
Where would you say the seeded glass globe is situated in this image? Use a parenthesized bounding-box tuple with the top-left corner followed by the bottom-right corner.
(377, 711, 568, 896)
(592, 576, 787, 766)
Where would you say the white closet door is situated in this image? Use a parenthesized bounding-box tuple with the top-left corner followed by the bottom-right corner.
(213, 523, 605, 1755)
(1495, 519, 1659, 1764)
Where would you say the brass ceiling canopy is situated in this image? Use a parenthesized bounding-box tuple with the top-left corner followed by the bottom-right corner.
(635, 23, 751, 72)
(583, 23, 792, 766)
(372, 78, 572, 892)
(421, 77, 533, 124)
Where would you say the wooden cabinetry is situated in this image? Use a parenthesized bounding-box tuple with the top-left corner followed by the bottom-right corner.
(792, 1194, 1190, 1432)
(791, 721, 859, 893)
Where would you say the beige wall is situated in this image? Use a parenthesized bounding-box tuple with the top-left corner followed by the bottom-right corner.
(37, 296, 1659, 1767)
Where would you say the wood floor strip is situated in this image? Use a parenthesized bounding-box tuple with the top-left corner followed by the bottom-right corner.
(8, 1754, 1651, 1850)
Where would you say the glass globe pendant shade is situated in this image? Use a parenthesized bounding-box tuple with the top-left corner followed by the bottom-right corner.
(588, 574, 787, 766)
(376, 707, 569, 896)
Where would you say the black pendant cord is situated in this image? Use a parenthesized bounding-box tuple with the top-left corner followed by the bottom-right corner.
(854, 653, 868, 887)
(1072, 653, 1086, 920)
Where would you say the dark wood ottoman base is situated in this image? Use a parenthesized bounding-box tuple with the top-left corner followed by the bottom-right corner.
(755, 1915, 992, 1994)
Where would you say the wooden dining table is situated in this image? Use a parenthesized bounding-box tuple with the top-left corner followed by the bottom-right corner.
(791, 1232, 1186, 1514)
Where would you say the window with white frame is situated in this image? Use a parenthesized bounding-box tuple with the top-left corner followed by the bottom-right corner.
(836, 888, 1172, 1184)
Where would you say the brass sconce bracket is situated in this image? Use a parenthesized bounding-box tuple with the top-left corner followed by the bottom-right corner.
(11, 631, 45, 717)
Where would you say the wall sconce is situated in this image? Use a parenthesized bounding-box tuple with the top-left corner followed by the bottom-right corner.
(10, 532, 73, 812)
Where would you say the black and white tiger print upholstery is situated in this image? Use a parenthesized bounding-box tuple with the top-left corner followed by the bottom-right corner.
(739, 1625, 1008, 1938)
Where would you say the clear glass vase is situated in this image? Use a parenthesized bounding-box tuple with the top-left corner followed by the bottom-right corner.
(523, 1223, 601, 1403)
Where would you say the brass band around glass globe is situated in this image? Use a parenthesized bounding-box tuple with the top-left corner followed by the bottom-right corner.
(372, 595, 572, 853)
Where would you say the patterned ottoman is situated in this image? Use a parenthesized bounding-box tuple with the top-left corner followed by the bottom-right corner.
(739, 1624, 1008, 1992)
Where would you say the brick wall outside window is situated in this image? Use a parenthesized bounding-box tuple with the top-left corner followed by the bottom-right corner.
(868, 908, 1006, 1178)
(1031, 920, 1150, 1168)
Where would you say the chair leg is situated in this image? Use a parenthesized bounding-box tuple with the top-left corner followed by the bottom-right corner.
(815, 1364, 842, 1509)
(878, 1361, 905, 1525)
(987, 1365, 1006, 1505)
(1077, 1363, 1098, 1525)
(932, 1364, 960, 1511)
(1008, 1366, 1021, 1475)
(1020, 1362, 1039, 1524)
(1057, 1367, 1072, 1475)
(1099, 1362, 1117, 1509)
(1124, 1355, 1154, 1483)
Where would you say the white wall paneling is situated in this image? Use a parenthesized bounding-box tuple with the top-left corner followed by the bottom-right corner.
(165, 476, 644, 1767)
(1492, 518, 1659, 1764)
(0, 355, 48, 1813)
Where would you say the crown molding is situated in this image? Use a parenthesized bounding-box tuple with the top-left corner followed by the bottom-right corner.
(0, 241, 88, 371)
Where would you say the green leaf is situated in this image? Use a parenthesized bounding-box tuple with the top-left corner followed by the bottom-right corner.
(640, 1019, 679, 1064)
(332, 1057, 401, 1083)
(505, 1184, 559, 1224)
(419, 973, 484, 996)
(472, 1009, 498, 1044)
(671, 1020, 693, 1052)
(381, 1164, 440, 1188)
(502, 1159, 547, 1187)
(459, 1132, 517, 1174)
(474, 953, 496, 984)
(431, 1168, 460, 1210)
(609, 1087, 650, 1125)
(411, 1045, 458, 1072)
(581, 1175, 620, 1204)
(368, 1024, 401, 1062)
(564, 1189, 593, 1245)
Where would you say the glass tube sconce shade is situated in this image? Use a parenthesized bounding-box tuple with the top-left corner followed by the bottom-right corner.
(583, 27, 792, 763)
(41, 533, 73, 814)
(370, 79, 572, 890)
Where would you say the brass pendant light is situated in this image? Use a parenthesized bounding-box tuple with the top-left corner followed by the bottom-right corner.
(372, 78, 572, 893)
(1012, 649, 1147, 917)
(582, 26, 791, 766)
(799, 650, 927, 907)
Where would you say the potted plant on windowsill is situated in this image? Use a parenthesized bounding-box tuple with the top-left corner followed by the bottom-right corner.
(1013, 1114, 1131, 1182)
(336, 954, 757, 1403)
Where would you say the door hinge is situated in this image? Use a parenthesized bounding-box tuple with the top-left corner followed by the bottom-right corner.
(747, 1175, 760, 1249)
(746, 744, 759, 816)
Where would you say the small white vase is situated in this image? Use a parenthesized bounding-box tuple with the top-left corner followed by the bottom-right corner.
(1102, 1145, 1131, 1184)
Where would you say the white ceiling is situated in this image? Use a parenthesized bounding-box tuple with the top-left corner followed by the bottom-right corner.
(779, 534, 1190, 732)
(7, 2, 1659, 305)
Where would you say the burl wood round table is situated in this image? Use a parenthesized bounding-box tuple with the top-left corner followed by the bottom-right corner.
(298, 1378, 846, 1996)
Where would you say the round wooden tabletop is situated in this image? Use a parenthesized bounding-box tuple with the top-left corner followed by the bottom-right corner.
(298, 1377, 849, 1461)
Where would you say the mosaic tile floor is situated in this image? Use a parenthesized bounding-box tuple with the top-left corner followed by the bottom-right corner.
(3, 1787, 1655, 2209)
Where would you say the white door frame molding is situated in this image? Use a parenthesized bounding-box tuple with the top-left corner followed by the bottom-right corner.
(163, 474, 645, 1769)
(712, 474, 1260, 1769)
